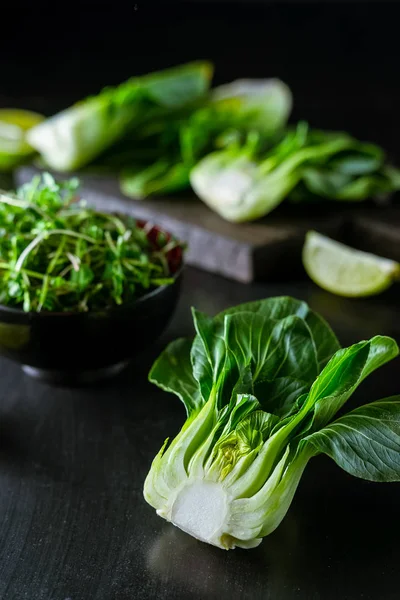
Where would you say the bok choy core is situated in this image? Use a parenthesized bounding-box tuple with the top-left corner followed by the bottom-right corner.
(144, 296, 400, 550)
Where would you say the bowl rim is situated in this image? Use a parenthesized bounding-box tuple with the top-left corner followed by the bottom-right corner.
(0, 265, 184, 319)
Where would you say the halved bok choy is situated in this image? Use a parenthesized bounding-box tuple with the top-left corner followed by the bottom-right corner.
(27, 61, 213, 172)
(144, 296, 400, 550)
(190, 123, 400, 222)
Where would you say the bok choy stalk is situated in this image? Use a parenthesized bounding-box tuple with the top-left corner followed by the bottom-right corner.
(27, 62, 213, 172)
(144, 296, 400, 550)
(190, 122, 400, 222)
(119, 78, 292, 198)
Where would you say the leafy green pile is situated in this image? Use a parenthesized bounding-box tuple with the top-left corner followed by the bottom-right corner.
(24, 63, 292, 199)
(191, 122, 400, 222)
(0, 174, 181, 312)
(118, 79, 292, 198)
(20, 61, 400, 222)
(144, 296, 400, 550)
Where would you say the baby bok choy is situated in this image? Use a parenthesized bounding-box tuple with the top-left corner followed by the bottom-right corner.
(190, 123, 400, 222)
(27, 61, 212, 172)
(119, 77, 292, 199)
(144, 296, 400, 550)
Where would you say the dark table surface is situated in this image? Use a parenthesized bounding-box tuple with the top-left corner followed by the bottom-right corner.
(1, 266, 400, 600)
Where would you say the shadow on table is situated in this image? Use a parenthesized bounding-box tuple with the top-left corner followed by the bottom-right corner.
(145, 517, 299, 599)
(143, 461, 400, 600)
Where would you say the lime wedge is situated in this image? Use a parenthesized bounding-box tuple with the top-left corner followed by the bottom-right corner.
(303, 230, 400, 297)
(0, 109, 44, 170)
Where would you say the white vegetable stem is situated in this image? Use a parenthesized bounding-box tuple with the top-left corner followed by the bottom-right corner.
(170, 481, 228, 547)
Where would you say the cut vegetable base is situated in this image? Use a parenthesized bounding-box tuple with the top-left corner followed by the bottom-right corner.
(143, 296, 400, 549)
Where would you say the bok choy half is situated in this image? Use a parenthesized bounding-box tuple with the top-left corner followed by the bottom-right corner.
(27, 61, 213, 172)
(119, 78, 292, 199)
(144, 296, 400, 550)
(190, 122, 400, 222)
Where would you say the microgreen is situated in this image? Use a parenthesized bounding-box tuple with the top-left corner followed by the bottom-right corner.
(0, 174, 181, 312)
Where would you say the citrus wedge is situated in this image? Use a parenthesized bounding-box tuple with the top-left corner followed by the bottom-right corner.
(303, 230, 400, 297)
(0, 109, 44, 170)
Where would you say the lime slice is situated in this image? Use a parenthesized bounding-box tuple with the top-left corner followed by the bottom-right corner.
(0, 109, 44, 170)
(303, 230, 400, 297)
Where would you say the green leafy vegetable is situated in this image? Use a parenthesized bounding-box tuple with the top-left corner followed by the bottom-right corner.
(0, 173, 182, 312)
(144, 296, 400, 550)
(119, 78, 291, 199)
(27, 61, 213, 172)
(190, 122, 400, 222)
(9, 62, 400, 225)
(305, 398, 400, 481)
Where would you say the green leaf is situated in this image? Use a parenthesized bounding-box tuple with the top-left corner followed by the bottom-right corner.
(297, 139, 399, 203)
(254, 376, 310, 417)
(221, 393, 262, 435)
(218, 296, 340, 371)
(304, 336, 399, 431)
(211, 78, 292, 136)
(329, 144, 384, 175)
(27, 61, 213, 171)
(121, 160, 190, 199)
(236, 409, 278, 444)
(304, 397, 400, 482)
(384, 165, 400, 188)
(70, 264, 94, 291)
(225, 312, 318, 385)
(360, 335, 399, 379)
(301, 167, 353, 197)
(149, 338, 201, 416)
(190, 304, 322, 412)
(219, 295, 310, 321)
(230, 364, 254, 399)
(335, 174, 394, 201)
(190, 309, 228, 404)
(210, 404, 278, 480)
(139, 61, 213, 108)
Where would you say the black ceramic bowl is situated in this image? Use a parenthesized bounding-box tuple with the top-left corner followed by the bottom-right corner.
(0, 222, 183, 385)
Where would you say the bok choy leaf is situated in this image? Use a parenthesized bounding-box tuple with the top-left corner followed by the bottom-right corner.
(144, 296, 400, 550)
(190, 123, 400, 222)
(27, 61, 213, 172)
(120, 78, 292, 198)
(304, 398, 400, 481)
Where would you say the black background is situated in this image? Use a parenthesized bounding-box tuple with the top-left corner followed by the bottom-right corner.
(2, 1, 400, 158)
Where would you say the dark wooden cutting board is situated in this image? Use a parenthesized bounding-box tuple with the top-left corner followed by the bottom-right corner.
(15, 166, 400, 283)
